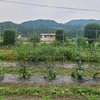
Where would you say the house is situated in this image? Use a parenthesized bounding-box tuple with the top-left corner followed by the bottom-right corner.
(17, 35, 28, 42)
(40, 33, 56, 43)
(21, 37, 28, 41)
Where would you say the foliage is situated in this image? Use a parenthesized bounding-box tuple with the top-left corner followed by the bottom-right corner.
(71, 86, 100, 97)
(0, 68, 4, 75)
(0, 86, 100, 100)
(18, 61, 32, 79)
(0, 49, 14, 61)
(71, 68, 85, 81)
(42, 96, 51, 100)
(3, 29, 16, 45)
(28, 33, 40, 43)
(71, 61, 85, 81)
(56, 29, 66, 42)
(0, 68, 4, 81)
(44, 65, 57, 81)
(0, 96, 5, 100)
(0, 34, 99, 63)
(15, 43, 74, 62)
(0, 87, 11, 95)
(86, 95, 98, 100)
(84, 22, 100, 44)
(1, 19, 100, 38)
(93, 72, 100, 80)
(0, 65, 99, 77)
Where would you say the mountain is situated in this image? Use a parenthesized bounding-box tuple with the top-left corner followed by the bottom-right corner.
(20, 19, 100, 30)
(64, 19, 100, 30)
(0, 21, 33, 36)
(0, 21, 19, 30)
(65, 19, 100, 25)
(21, 19, 63, 28)
(0, 19, 100, 37)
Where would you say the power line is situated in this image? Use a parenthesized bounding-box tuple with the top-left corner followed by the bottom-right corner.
(0, 0, 100, 12)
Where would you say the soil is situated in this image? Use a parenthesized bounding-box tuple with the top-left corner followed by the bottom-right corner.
(0, 61, 100, 85)
(4, 95, 87, 100)
(0, 61, 93, 68)
(0, 74, 100, 85)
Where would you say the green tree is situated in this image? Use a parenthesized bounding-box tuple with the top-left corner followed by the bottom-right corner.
(28, 33, 40, 43)
(56, 29, 66, 42)
(3, 29, 16, 45)
(84, 22, 100, 44)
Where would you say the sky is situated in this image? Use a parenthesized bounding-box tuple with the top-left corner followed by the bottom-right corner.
(0, 0, 100, 24)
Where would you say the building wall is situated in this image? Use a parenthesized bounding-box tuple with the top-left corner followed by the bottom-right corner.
(40, 33, 55, 43)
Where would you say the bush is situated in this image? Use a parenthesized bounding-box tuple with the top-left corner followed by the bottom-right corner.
(3, 29, 16, 45)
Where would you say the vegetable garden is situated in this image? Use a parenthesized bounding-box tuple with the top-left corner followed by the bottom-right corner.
(0, 31, 100, 100)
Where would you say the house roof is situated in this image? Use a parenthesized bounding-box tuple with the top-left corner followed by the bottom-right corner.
(40, 33, 56, 36)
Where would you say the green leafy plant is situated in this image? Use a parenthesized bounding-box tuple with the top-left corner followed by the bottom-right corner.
(50, 87, 62, 95)
(3, 29, 16, 45)
(42, 96, 51, 100)
(0, 96, 5, 100)
(71, 60, 85, 81)
(0, 87, 11, 95)
(0, 68, 4, 75)
(18, 61, 32, 79)
(0, 68, 4, 81)
(0, 86, 100, 99)
(44, 64, 57, 81)
(27, 87, 43, 96)
(86, 95, 98, 100)
(93, 72, 100, 80)
(71, 68, 85, 81)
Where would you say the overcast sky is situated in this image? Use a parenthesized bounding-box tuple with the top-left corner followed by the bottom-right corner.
(0, 0, 100, 24)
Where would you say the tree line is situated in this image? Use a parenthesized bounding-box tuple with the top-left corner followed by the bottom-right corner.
(0, 22, 100, 46)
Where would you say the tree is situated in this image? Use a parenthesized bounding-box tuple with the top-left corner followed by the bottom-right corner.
(28, 33, 40, 43)
(3, 29, 16, 45)
(84, 22, 100, 44)
(56, 29, 66, 42)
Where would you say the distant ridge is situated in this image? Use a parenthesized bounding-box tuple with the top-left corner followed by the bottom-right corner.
(0, 19, 100, 37)
(20, 19, 100, 29)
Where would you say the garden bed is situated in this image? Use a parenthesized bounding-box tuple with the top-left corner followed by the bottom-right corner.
(0, 61, 98, 69)
(0, 74, 100, 85)
(0, 61, 100, 100)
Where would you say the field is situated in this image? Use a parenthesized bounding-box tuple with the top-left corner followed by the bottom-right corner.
(0, 40, 100, 100)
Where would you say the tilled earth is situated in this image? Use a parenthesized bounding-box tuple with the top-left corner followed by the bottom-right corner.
(0, 74, 100, 85)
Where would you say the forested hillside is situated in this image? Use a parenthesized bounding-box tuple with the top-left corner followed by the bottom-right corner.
(0, 19, 100, 37)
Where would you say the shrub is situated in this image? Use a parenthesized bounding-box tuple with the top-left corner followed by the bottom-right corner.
(3, 29, 16, 45)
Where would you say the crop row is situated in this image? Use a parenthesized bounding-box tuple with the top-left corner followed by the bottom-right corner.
(0, 43, 99, 63)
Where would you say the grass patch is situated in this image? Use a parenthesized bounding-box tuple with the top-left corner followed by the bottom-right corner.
(0, 66, 99, 76)
(0, 83, 100, 100)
